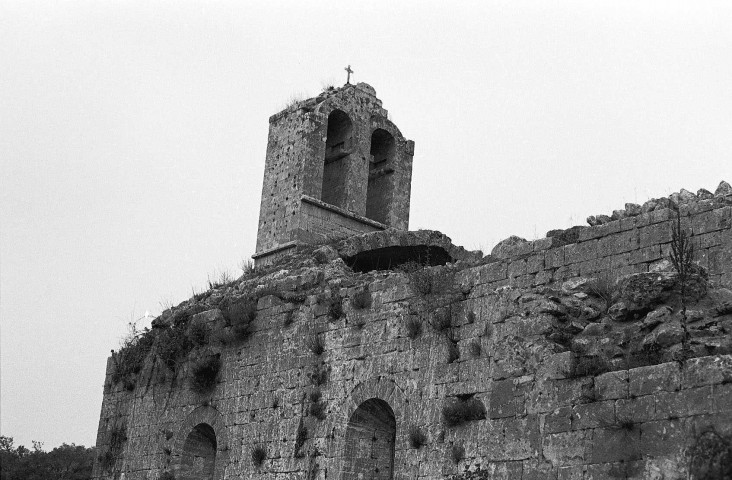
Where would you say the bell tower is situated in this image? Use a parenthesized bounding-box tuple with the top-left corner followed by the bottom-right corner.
(253, 82, 415, 266)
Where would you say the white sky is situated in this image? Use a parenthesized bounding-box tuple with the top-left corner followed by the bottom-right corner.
(1, 0, 730, 449)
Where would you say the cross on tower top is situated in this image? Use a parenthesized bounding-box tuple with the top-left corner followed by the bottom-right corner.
(345, 65, 354, 84)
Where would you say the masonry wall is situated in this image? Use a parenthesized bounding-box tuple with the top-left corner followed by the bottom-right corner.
(94, 201, 732, 480)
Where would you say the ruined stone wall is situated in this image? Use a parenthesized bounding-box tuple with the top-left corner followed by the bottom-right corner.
(95, 199, 732, 480)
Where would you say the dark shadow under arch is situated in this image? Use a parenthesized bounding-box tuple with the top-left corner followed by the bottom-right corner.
(341, 398, 396, 480)
(179, 423, 217, 480)
(322, 109, 353, 209)
(366, 128, 396, 223)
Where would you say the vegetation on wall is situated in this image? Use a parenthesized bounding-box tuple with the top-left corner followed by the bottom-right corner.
(442, 397, 486, 427)
(294, 418, 308, 458)
(408, 426, 427, 449)
(189, 353, 221, 394)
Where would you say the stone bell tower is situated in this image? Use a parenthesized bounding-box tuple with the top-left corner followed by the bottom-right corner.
(253, 82, 415, 266)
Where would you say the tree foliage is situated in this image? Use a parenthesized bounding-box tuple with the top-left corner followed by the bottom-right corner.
(0, 436, 95, 480)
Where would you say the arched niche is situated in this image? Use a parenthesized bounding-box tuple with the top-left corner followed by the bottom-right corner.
(366, 128, 396, 223)
(178, 423, 216, 480)
(322, 109, 353, 208)
(341, 398, 396, 480)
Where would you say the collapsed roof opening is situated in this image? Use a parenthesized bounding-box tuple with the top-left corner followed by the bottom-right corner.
(343, 245, 453, 273)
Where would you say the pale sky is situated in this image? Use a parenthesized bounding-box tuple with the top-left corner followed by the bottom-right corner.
(1, 0, 730, 449)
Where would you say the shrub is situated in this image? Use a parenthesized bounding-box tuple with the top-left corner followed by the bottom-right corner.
(306, 334, 325, 356)
(568, 355, 611, 378)
(309, 389, 326, 420)
(466, 311, 476, 323)
(251, 445, 266, 466)
(155, 325, 194, 372)
(447, 339, 460, 364)
(588, 272, 618, 313)
(283, 310, 295, 327)
(400, 262, 455, 296)
(408, 426, 427, 449)
(451, 444, 465, 463)
(309, 363, 328, 386)
(294, 418, 308, 458)
(432, 309, 452, 332)
(187, 322, 210, 347)
(190, 354, 221, 394)
(442, 397, 486, 427)
(327, 294, 344, 320)
(222, 297, 257, 341)
(468, 340, 481, 358)
(405, 317, 423, 339)
(111, 330, 156, 388)
(351, 290, 372, 310)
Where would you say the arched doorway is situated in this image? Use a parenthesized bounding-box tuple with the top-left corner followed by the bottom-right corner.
(322, 109, 353, 208)
(178, 423, 216, 480)
(366, 128, 395, 223)
(342, 398, 396, 480)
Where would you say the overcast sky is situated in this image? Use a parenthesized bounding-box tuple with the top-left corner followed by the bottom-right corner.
(1, 0, 730, 449)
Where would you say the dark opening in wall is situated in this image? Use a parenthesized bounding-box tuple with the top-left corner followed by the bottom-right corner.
(322, 110, 353, 209)
(342, 398, 396, 480)
(344, 245, 453, 273)
(366, 129, 396, 223)
(179, 423, 216, 480)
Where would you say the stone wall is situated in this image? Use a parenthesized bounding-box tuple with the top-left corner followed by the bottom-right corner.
(94, 195, 732, 480)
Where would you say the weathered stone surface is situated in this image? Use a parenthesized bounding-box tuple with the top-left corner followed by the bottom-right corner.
(611, 209, 626, 221)
(697, 188, 714, 200)
(491, 235, 529, 259)
(625, 203, 642, 217)
(618, 272, 677, 314)
(715, 180, 732, 196)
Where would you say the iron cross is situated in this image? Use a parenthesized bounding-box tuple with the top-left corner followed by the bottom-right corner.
(345, 65, 354, 84)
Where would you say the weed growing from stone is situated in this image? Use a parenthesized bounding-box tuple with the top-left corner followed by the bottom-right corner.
(327, 294, 344, 321)
(306, 334, 325, 356)
(466, 311, 476, 324)
(294, 418, 308, 458)
(155, 325, 194, 372)
(100, 423, 127, 471)
(283, 310, 295, 327)
(451, 444, 465, 463)
(442, 397, 486, 427)
(158, 472, 175, 480)
(309, 362, 328, 386)
(405, 317, 422, 339)
(446, 337, 460, 364)
(408, 426, 427, 449)
(568, 354, 610, 378)
(432, 309, 452, 332)
(309, 389, 326, 420)
(670, 207, 697, 358)
(351, 289, 372, 310)
(588, 272, 618, 313)
(468, 340, 481, 358)
(189, 354, 221, 394)
(251, 445, 266, 466)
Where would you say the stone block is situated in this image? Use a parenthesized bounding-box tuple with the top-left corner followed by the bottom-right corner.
(594, 370, 629, 400)
(588, 427, 641, 463)
(628, 362, 681, 397)
(542, 430, 591, 466)
(655, 385, 714, 418)
(489, 378, 519, 418)
(615, 395, 656, 423)
(572, 400, 615, 430)
(638, 222, 672, 248)
(637, 419, 683, 457)
(681, 354, 732, 388)
(544, 406, 573, 434)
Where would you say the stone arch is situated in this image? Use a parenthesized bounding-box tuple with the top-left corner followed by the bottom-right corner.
(172, 406, 228, 480)
(339, 377, 407, 480)
(322, 109, 354, 209)
(366, 128, 396, 223)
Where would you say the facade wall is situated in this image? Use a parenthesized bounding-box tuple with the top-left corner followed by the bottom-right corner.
(95, 202, 732, 480)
